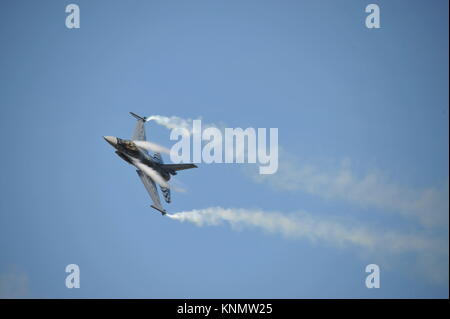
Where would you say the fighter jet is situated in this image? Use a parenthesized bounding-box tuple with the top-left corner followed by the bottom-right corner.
(103, 112, 197, 215)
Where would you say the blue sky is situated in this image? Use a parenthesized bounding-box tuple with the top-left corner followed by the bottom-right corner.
(0, 0, 448, 298)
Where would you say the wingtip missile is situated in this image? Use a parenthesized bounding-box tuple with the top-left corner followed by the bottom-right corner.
(151, 205, 168, 216)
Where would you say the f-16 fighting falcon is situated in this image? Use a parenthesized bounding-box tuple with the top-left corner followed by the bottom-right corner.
(103, 112, 197, 215)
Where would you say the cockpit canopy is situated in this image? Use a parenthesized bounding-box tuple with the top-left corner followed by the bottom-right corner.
(117, 138, 139, 151)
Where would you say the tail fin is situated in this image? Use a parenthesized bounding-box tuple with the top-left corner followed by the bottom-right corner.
(130, 112, 146, 121)
(131, 112, 147, 141)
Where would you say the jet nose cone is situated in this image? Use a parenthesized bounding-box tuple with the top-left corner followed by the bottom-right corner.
(103, 136, 118, 147)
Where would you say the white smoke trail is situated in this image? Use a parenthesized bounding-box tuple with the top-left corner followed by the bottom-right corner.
(146, 115, 249, 162)
(167, 207, 447, 259)
(170, 178, 188, 193)
(146, 115, 224, 138)
(168, 207, 448, 282)
(146, 115, 195, 135)
(250, 151, 449, 228)
(132, 160, 169, 188)
(171, 185, 187, 193)
(133, 140, 171, 155)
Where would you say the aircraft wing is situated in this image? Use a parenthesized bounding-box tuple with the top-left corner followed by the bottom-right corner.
(136, 170, 167, 215)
